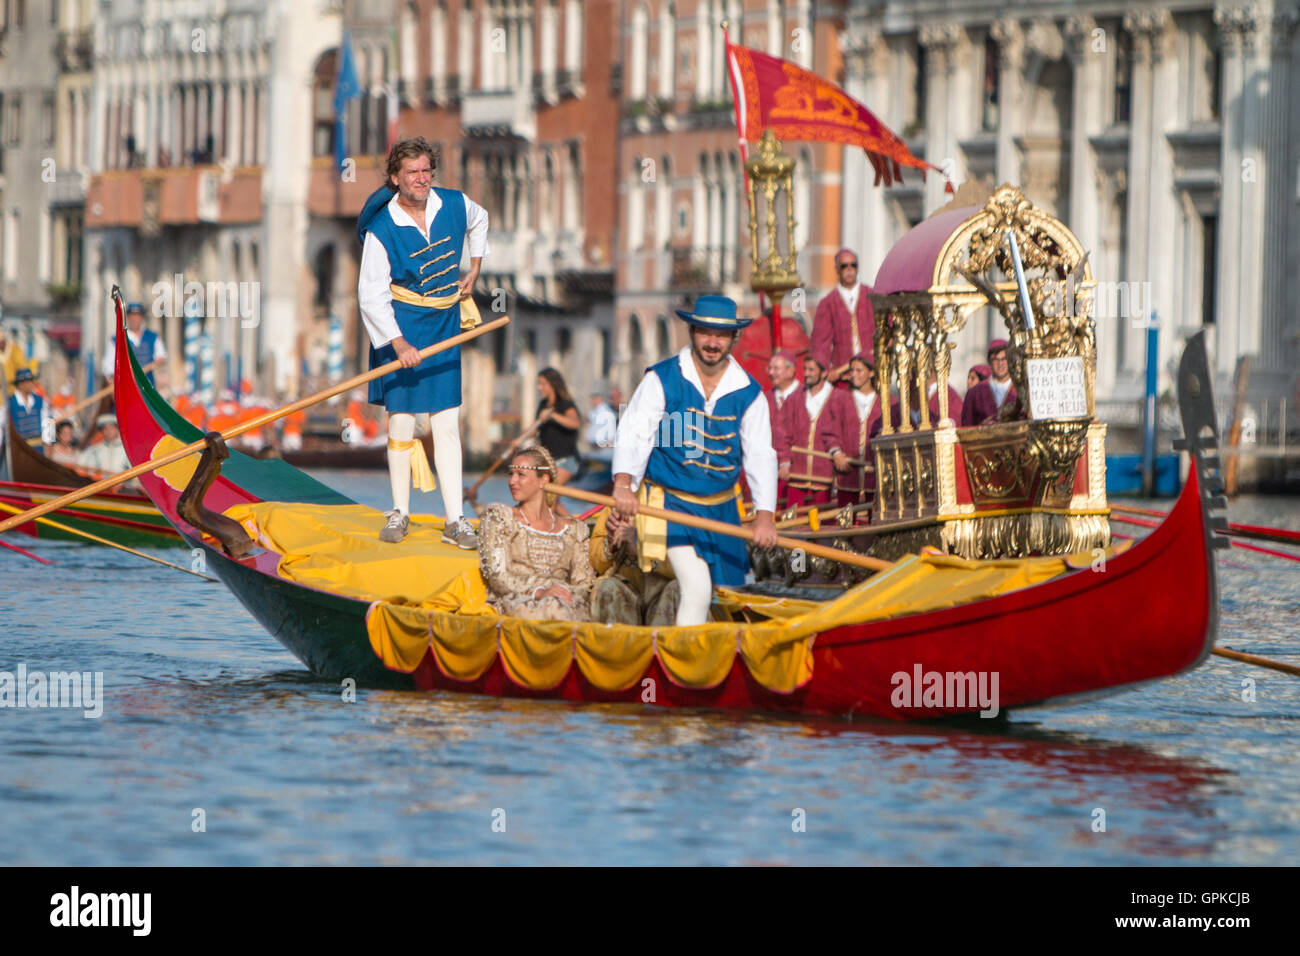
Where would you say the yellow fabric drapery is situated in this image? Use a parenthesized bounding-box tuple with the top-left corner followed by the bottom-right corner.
(223, 499, 1094, 696)
(387, 438, 437, 492)
(388, 283, 483, 330)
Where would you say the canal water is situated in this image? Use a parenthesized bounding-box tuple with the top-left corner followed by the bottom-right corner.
(1, 471, 1296, 865)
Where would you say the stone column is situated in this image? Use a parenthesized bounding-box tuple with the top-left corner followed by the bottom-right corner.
(226, 80, 242, 165)
(1065, 16, 1105, 264)
(1213, 5, 1250, 374)
(1121, 9, 1176, 380)
(919, 24, 959, 213)
(839, 24, 890, 279)
(211, 80, 225, 163)
(1256, 5, 1298, 369)
(990, 18, 1025, 187)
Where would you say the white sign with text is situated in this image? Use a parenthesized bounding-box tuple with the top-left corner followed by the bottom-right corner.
(1027, 356, 1087, 419)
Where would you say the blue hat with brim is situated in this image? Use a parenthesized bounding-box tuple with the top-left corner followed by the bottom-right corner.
(126, 302, 145, 315)
(12, 368, 34, 385)
(674, 295, 753, 331)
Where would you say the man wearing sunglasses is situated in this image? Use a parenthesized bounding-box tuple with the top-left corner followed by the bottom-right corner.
(812, 248, 876, 385)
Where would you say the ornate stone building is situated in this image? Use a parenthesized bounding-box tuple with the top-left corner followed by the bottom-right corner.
(614, 0, 844, 393)
(839, 0, 1299, 423)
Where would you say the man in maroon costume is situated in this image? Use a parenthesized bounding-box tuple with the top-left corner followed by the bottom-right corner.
(775, 355, 851, 507)
(764, 349, 801, 507)
(812, 248, 876, 383)
(961, 339, 1017, 426)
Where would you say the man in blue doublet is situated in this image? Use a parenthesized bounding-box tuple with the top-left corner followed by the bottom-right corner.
(611, 295, 779, 626)
(101, 302, 167, 386)
(357, 137, 489, 547)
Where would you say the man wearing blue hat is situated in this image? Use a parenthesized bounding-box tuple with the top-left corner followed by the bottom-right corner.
(102, 301, 166, 385)
(5, 367, 53, 447)
(611, 294, 779, 626)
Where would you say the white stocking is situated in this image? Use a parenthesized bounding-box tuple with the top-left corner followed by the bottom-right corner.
(430, 406, 463, 524)
(666, 545, 713, 626)
(387, 412, 415, 515)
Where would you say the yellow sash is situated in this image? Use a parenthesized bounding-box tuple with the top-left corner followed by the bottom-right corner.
(388, 438, 437, 492)
(389, 283, 483, 330)
(635, 481, 741, 573)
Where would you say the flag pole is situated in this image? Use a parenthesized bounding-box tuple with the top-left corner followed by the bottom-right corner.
(722, 21, 776, 347)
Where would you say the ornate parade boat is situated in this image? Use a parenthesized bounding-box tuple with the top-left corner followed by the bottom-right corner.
(1, 419, 180, 548)
(111, 297, 1227, 721)
(753, 185, 1111, 587)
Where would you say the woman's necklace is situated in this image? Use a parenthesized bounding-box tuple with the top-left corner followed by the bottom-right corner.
(517, 504, 556, 533)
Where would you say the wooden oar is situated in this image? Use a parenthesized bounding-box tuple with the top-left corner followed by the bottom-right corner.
(56, 359, 165, 424)
(1212, 647, 1300, 678)
(1109, 513, 1300, 564)
(0, 499, 215, 580)
(543, 483, 892, 572)
(0, 535, 53, 565)
(1111, 503, 1300, 547)
(465, 418, 543, 507)
(792, 445, 871, 468)
(0, 314, 512, 536)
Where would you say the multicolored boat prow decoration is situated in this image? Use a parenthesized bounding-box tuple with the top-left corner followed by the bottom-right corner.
(112, 291, 1225, 720)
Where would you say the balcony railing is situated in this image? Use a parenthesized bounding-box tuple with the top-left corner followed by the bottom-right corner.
(461, 87, 535, 141)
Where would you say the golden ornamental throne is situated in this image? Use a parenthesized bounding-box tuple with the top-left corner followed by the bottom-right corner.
(866, 184, 1109, 560)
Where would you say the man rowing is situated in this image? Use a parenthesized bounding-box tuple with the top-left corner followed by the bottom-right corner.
(611, 295, 778, 626)
(357, 137, 488, 547)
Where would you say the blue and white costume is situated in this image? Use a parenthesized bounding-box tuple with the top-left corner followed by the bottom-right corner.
(614, 343, 777, 619)
(102, 323, 166, 384)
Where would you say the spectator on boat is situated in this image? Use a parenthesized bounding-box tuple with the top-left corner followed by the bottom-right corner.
(765, 349, 800, 507)
(961, 340, 1016, 426)
(535, 367, 582, 485)
(49, 421, 81, 467)
(6, 368, 53, 447)
(357, 136, 487, 549)
(586, 387, 618, 467)
(102, 302, 167, 385)
(822, 354, 883, 508)
(775, 355, 846, 508)
(79, 414, 130, 476)
(478, 445, 595, 622)
(966, 363, 991, 391)
(588, 507, 680, 626)
(812, 248, 876, 383)
(50, 379, 77, 423)
(611, 294, 778, 627)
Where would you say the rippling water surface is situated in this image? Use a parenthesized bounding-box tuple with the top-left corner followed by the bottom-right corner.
(1, 471, 1297, 865)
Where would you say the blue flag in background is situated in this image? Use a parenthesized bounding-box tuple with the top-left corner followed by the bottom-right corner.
(334, 32, 362, 174)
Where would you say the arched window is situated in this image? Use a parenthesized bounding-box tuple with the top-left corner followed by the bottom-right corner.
(400, 3, 417, 105)
(655, 315, 671, 357)
(628, 314, 644, 364)
(314, 244, 335, 313)
(630, 4, 649, 101)
(657, 4, 675, 100)
(311, 49, 337, 157)
(626, 158, 645, 251)
(654, 155, 672, 250)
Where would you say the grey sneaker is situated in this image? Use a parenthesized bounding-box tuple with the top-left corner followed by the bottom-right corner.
(379, 509, 410, 543)
(441, 516, 478, 550)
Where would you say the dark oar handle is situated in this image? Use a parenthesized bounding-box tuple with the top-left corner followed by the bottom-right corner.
(543, 483, 891, 572)
(0, 311, 512, 536)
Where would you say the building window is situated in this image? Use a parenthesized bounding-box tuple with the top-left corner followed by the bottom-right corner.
(1114, 28, 1132, 125)
(563, 0, 583, 79)
(313, 50, 338, 157)
(4, 93, 22, 146)
(658, 3, 676, 100)
(599, 328, 611, 376)
(630, 4, 649, 101)
(981, 34, 999, 132)
(1201, 214, 1217, 326)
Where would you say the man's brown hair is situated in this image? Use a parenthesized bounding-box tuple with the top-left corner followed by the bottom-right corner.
(385, 137, 440, 187)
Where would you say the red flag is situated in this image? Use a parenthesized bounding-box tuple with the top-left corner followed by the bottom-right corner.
(725, 40, 951, 192)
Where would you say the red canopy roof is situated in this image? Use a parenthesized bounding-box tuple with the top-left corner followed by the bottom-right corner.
(873, 206, 981, 296)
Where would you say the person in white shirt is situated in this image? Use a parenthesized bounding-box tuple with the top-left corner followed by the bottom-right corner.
(79, 415, 131, 476)
(102, 302, 168, 384)
(611, 295, 778, 626)
(356, 137, 489, 548)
